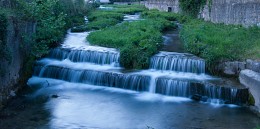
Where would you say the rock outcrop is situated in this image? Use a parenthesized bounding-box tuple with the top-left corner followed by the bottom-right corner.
(239, 70, 260, 113)
(217, 60, 260, 76)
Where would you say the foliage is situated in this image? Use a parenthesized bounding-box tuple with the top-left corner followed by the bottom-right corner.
(107, 4, 147, 14)
(255, 126, 260, 129)
(141, 9, 178, 21)
(87, 10, 123, 30)
(17, 0, 66, 58)
(17, 0, 93, 58)
(180, 19, 260, 73)
(179, 0, 207, 17)
(88, 19, 171, 69)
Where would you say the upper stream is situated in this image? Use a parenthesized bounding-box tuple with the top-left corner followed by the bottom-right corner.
(1, 13, 260, 129)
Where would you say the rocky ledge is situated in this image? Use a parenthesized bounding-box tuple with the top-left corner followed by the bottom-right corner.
(217, 59, 260, 76)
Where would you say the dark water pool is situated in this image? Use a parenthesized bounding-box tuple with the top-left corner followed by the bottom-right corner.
(0, 77, 259, 129)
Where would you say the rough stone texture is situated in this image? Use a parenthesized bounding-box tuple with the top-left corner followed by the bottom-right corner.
(246, 59, 260, 73)
(144, 0, 180, 13)
(239, 69, 260, 113)
(217, 61, 246, 76)
(0, 17, 36, 105)
(217, 60, 260, 76)
(201, 0, 260, 27)
(145, 0, 260, 26)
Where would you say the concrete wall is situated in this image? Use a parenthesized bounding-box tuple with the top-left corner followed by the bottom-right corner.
(145, 0, 260, 26)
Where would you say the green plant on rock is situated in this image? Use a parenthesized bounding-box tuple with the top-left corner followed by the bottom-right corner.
(179, 0, 207, 17)
(18, 0, 66, 58)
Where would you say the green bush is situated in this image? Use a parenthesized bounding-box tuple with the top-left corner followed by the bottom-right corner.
(180, 19, 260, 72)
(88, 19, 166, 69)
(87, 17, 121, 30)
(88, 10, 123, 21)
(141, 9, 178, 21)
(179, 0, 207, 17)
(108, 4, 147, 14)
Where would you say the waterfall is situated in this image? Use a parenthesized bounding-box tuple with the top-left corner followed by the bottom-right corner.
(150, 51, 206, 74)
(48, 48, 120, 65)
(155, 78, 249, 104)
(30, 18, 248, 105)
(34, 65, 150, 91)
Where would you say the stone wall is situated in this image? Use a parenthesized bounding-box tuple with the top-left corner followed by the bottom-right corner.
(144, 0, 180, 13)
(0, 16, 36, 106)
(145, 0, 260, 26)
(217, 59, 260, 76)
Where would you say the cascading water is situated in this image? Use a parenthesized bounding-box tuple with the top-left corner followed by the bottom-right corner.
(30, 15, 248, 105)
(16, 9, 259, 129)
(48, 48, 120, 65)
(150, 51, 206, 74)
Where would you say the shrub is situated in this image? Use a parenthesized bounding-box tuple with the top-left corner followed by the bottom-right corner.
(87, 19, 165, 69)
(179, 0, 207, 17)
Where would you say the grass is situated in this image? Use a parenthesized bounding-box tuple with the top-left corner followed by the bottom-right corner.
(71, 10, 124, 32)
(180, 19, 260, 72)
(71, 4, 147, 32)
(86, 4, 260, 72)
(88, 18, 176, 69)
(106, 4, 147, 14)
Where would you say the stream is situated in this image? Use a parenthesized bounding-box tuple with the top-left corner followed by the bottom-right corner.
(0, 11, 260, 129)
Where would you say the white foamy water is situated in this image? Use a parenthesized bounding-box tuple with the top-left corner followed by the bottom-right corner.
(37, 58, 122, 71)
(133, 70, 216, 81)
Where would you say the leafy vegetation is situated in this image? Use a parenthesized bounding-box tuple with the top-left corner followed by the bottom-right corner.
(88, 18, 175, 69)
(180, 19, 260, 72)
(141, 9, 178, 21)
(72, 4, 146, 32)
(179, 0, 207, 17)
(0, 0, 93, 79)
(106, 4, 147, 14)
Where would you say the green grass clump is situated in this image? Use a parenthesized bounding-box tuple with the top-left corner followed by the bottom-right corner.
(86, 10, 124, 30)
(108, 4, 147, 14)
(88, 10, 123, 22)
(180, 19, 260, 72)
(141, 9, 178, 21)
(88, 19, 175, 69)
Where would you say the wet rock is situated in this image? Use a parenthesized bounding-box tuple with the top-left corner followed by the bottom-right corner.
(51, 94, 59, 98)
(191, 94, 202, 101)
(10, 90, 16, 97)
(217, 61, 246, 76)
(239, 69, 260, 113)
(246, 59, 260, 73)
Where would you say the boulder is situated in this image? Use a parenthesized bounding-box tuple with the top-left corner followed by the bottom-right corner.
(239, 69, 260, 113)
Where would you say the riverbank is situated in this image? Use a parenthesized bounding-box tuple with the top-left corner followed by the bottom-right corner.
(0, 0, 94, 108)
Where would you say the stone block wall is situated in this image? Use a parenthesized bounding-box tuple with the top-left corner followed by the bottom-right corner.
(145, 0, 260, 26)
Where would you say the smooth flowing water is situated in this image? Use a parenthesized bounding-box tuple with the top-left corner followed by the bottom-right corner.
(1, 14, 260, 129)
